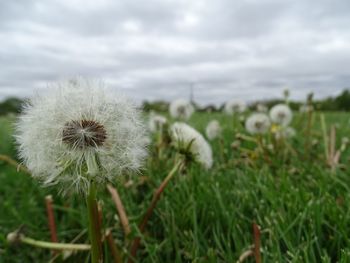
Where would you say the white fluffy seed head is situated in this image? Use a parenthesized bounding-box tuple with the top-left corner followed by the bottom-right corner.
(15, 78, 148, 195)
(170, 122, 213, 169)
(224, 100, 247, 115)
(245, 113, 271, 135)
(148, 113, 167, 133)
(275, 126, 296, 139)
(269, 104, 293, 126)
(205, 120, 222, 140)
(169, 99, 194, 120)
(299, 104, 314, 113)
(256, 104, 268, 113)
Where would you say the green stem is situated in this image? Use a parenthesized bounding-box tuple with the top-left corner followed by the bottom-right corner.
(20, 236, 90, 250)
(87, 182, 103, 263)
(128, 159, 184, 263)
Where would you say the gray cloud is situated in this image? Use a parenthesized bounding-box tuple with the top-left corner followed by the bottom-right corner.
(0, 0, 350, 105)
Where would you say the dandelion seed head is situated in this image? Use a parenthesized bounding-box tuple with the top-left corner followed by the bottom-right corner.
(256, 103, 268, 113)
(148, 113, 167, 133)
(245, 113, 271, 135)
(170, 122, 213, 169)
(275, 126, 296, 139)
(169, 99, 194, 120)
(299, 104, 314, 113)
(269, 104, 293, 126)
(62, 120, 107, 149)
(205, 120, 222, 140)
(15, 78, 148, 195)
(224, 100, 246, 115)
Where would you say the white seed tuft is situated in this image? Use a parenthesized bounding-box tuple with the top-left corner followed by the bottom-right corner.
(224, 100, 247, 115)
(15, 78, 148, 195)
(275, 127, 296, 139)
(256, 103, 268, 113)
(170, 122, 213, 169)
(205, 120, 222, 140)
(148, 113, 167, 133)
(269, 104, 293, 127)
(169, 99, 194, 120)
(245, 113, 271, 135)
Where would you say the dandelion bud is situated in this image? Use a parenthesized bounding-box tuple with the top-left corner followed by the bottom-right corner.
(283, 88, 290, 100)
(311, 139, 319, 147)
(231, 140, 241, 150)
(7, 232, 21, 244)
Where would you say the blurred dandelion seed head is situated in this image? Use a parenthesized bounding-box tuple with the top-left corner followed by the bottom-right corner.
(169, 99, 194, 120)
(224, 100, 247, 115)
(148, 114, 167, 133)
(205, 120, 222, 140)
(269, 104, 293, 127)
(245, 113, 271, 135)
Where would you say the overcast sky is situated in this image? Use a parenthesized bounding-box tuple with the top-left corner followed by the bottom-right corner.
(1, 0, 349, 105)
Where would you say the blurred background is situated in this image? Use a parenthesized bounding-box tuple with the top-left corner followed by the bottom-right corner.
(1, 0, 350, 114)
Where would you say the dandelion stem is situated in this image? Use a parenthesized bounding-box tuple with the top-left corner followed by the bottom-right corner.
(320, 114, 329, 162)
(45, 195, 58, 255)
(87, 182, 103, 263)
(107, 184, 131, 237)
(253, 223, 262, 263)
(20, 235, 90, 250)
(0, 154, 30, 174)
(105, 229, 123, 263)
(128, 159, 184, 262)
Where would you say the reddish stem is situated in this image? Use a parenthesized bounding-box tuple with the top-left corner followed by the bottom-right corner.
(107, 184, 131, 237)
(45, 195, 58, 254)
(128, 160, 183, 263)
(253, 223, 261, 263)
(106, 229, 123, 263)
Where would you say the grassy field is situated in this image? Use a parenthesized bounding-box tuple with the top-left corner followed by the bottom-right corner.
(1, 111, 350, 262)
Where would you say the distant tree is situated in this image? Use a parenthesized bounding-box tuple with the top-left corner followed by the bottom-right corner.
(142, 100, 169, 112)
(0, 97, 25, 115)
(334, 90, 350, 111)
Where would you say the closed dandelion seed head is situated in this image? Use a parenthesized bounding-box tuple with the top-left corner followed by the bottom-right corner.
(205, 120, 222, 140)
(269, 104, 293, 127)
(283, 88, 290, 99)
(148, 114, 167, 133)
(169, 99, 194, 120)
(231, 140, 241, 150)
(170, 122, 213, 169)
(15, 78, 148, 195)
(224, 100, 246, 115)
(245, 113, 271, 135)
(256, 103, 268, 113)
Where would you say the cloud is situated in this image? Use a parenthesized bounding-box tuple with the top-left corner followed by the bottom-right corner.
(0, 0, 350, 105)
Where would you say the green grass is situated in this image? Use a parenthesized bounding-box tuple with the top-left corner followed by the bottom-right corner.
(1, 111, 350, 262)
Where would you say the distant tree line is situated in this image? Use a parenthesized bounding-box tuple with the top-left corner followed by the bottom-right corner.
(1, 89, 350, 115)
(0, 97, 25, 115)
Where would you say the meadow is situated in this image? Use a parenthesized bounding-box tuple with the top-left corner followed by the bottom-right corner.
(1, 110, 350, 263)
